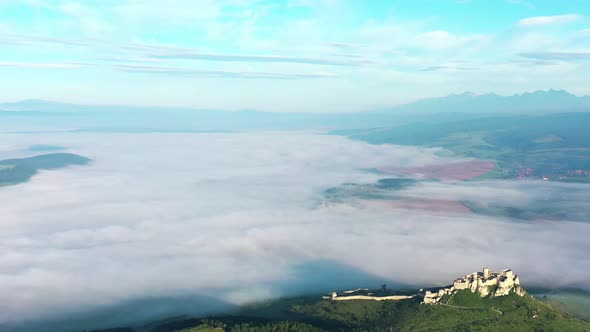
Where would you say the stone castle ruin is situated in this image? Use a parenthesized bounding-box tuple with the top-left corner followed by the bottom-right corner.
(324, 267, 525, 304)
(418, 267, 526, 304)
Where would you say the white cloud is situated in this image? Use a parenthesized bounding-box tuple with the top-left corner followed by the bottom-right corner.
(0, 61, 87, 69)
(419, 30, 488, 51)
(114, 63, 337, 79)
(507, 0, 536, 9)
(517, 14, 583, 27)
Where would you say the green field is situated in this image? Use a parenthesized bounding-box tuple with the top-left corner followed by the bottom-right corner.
(343, 113, 590, 182)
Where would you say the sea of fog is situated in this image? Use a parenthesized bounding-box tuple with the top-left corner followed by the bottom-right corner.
(0, 132, 589, 330)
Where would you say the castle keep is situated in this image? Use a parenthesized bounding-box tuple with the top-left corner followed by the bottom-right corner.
(418, 267, 525, 304)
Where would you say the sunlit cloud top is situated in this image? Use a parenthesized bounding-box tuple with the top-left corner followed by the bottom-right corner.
(1, 0, 589, 111)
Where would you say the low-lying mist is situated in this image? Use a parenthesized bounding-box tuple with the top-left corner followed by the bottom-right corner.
(0, 132, 589, 329)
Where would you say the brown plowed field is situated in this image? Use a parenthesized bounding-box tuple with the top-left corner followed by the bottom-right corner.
(381, 160, 495, 180)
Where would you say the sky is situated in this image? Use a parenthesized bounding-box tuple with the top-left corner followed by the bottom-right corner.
(1, 0, 590, 111)
(1, 132, 589, 330)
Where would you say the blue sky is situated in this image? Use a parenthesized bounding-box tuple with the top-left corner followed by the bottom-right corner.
(1, 0, 590, 111)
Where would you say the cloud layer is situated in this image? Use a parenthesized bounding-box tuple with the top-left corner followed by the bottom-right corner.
(0, 132, 589, 327)
(517, 14, 583, 27)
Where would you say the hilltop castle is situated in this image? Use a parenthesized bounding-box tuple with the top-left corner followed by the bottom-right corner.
(324, 267, 526, 305)
(419, 267, 526, 304)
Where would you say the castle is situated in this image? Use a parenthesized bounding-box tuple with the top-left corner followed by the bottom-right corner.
(324, 267, 525, 304)
(418, 267, 526, 304)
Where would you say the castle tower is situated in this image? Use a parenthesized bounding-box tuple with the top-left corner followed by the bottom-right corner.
(483, 267, 490, 279)
(505, 269, 514, 279)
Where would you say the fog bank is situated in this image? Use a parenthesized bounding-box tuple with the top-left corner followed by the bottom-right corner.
(0, 132, 589, 327)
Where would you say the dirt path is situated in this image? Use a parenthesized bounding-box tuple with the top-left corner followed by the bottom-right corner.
(439, 303, 503, 316)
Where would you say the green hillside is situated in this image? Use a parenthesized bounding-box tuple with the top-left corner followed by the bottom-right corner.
(0, 153, 90, 187)
(92, 289, 590, 332)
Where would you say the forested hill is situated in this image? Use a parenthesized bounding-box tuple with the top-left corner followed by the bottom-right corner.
(88, 289, 590, 332)
(0, 153, 90, 187)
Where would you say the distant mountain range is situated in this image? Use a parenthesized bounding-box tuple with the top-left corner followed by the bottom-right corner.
(386, 89, 590, 114)
(2, 90, 589, 114)
(1, 90, 589, 132)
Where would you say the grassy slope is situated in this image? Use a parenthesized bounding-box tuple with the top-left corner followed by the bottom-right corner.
(282, 291, 590, 331)
(535, 290, 590, 321)
(136, 290, 590, 332)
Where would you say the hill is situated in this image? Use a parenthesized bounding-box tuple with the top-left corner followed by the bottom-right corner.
(386, 90, 590, 114)
(0, 153, 90, 187)
(87, 269, 590, 332)
(88, 292, 590, 331)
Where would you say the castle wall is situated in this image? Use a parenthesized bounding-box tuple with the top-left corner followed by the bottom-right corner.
(332, 295, 415, 301)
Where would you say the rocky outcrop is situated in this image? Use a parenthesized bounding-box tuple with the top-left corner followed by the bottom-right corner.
(419, 267, 526, 304)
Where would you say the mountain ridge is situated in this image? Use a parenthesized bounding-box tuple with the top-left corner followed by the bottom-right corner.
(2, 89, 589, 114)
(386, 89, 590, 114)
